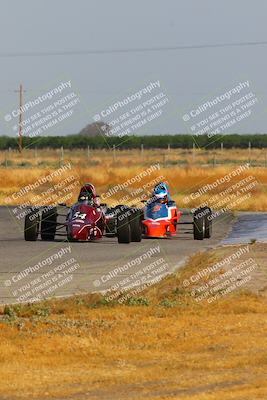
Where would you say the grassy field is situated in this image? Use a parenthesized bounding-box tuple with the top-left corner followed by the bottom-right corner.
(1, 245, 267, 399)
(1, 148, 267, 211)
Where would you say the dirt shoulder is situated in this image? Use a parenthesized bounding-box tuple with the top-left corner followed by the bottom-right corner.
(209, 243, 267, 295)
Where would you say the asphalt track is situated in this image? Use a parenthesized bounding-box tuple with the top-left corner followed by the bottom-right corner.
(0, 206, 235, 304)
(222, 211, 267, 245)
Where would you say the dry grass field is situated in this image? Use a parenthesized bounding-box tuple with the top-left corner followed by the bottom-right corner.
(1, 148, 267, 211)
(0, 245, 267, 400)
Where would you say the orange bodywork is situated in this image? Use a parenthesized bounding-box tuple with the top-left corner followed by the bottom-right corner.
(142, 207, 182, 238)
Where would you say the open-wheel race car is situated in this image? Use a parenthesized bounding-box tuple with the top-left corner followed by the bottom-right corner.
(141, 182, 212, 240)
(24, 182, 212, 243)
(24, 183, 142, 244)
(142, 200, 212, 240)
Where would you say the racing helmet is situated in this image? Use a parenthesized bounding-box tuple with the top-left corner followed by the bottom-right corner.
(79, 183, 96, 197)
(153, 182, 170, 202)
(78, 183, 96, 202)
(153, 185, 168, 203)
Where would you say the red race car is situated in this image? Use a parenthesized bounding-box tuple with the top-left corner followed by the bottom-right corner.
(24, 183, 142, 244)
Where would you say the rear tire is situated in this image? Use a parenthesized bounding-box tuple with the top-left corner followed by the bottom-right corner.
(129, 209, 142, 242)
(193, 208, 205, 240)
(117, 210, 131, 244)
(41, 207, 57, 241)
(24, 210, 39, 241)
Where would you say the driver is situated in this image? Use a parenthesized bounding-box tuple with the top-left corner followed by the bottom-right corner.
(78, 191, 101, 208)
(78, 183, 96, 200)
(152, 182, 171, 204)
(78, 193, 94, 206)
(153, 186, 168, 204)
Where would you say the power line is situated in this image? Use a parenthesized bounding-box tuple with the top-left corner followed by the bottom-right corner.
(0, 40, 267, 58)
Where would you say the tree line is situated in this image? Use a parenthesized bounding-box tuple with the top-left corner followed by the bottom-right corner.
(1, 134, 267, 150)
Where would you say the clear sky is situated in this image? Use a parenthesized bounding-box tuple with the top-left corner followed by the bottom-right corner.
(0, 0, 267, 136)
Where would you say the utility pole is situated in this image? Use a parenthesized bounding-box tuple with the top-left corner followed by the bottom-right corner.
(15, 84, 26, 153)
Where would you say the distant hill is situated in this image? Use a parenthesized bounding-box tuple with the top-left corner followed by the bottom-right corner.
(79, 122, 110, 136)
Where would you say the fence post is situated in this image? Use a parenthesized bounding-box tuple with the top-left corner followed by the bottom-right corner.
(60, 146, 64, 166)
(248, 142, 251, 166)
(7, 147, 11, 166)
(112, 145, 116, 162)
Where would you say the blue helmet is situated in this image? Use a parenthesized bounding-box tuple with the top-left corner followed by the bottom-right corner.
(153, 182, 169, 202)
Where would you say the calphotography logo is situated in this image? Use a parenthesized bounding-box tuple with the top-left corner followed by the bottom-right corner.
(3, 79, 81, 138)
(92, 79, 170, 139)
(4, 246, 82, 303)
(181, 80, 262, 143)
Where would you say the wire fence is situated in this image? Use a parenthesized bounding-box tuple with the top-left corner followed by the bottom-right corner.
(1, 146, 267, 168)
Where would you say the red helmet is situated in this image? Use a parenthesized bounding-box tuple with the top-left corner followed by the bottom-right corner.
(78, 183, 97, 200)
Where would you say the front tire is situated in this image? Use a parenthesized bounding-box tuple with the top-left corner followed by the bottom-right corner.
(193, 208, 205, 240)
(24, 210, 39, 241)
(105, 208, 116, 237)
(41, 207, 57, 241)
(117, 211, 131, 243)
(129, 209, 142, 242)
